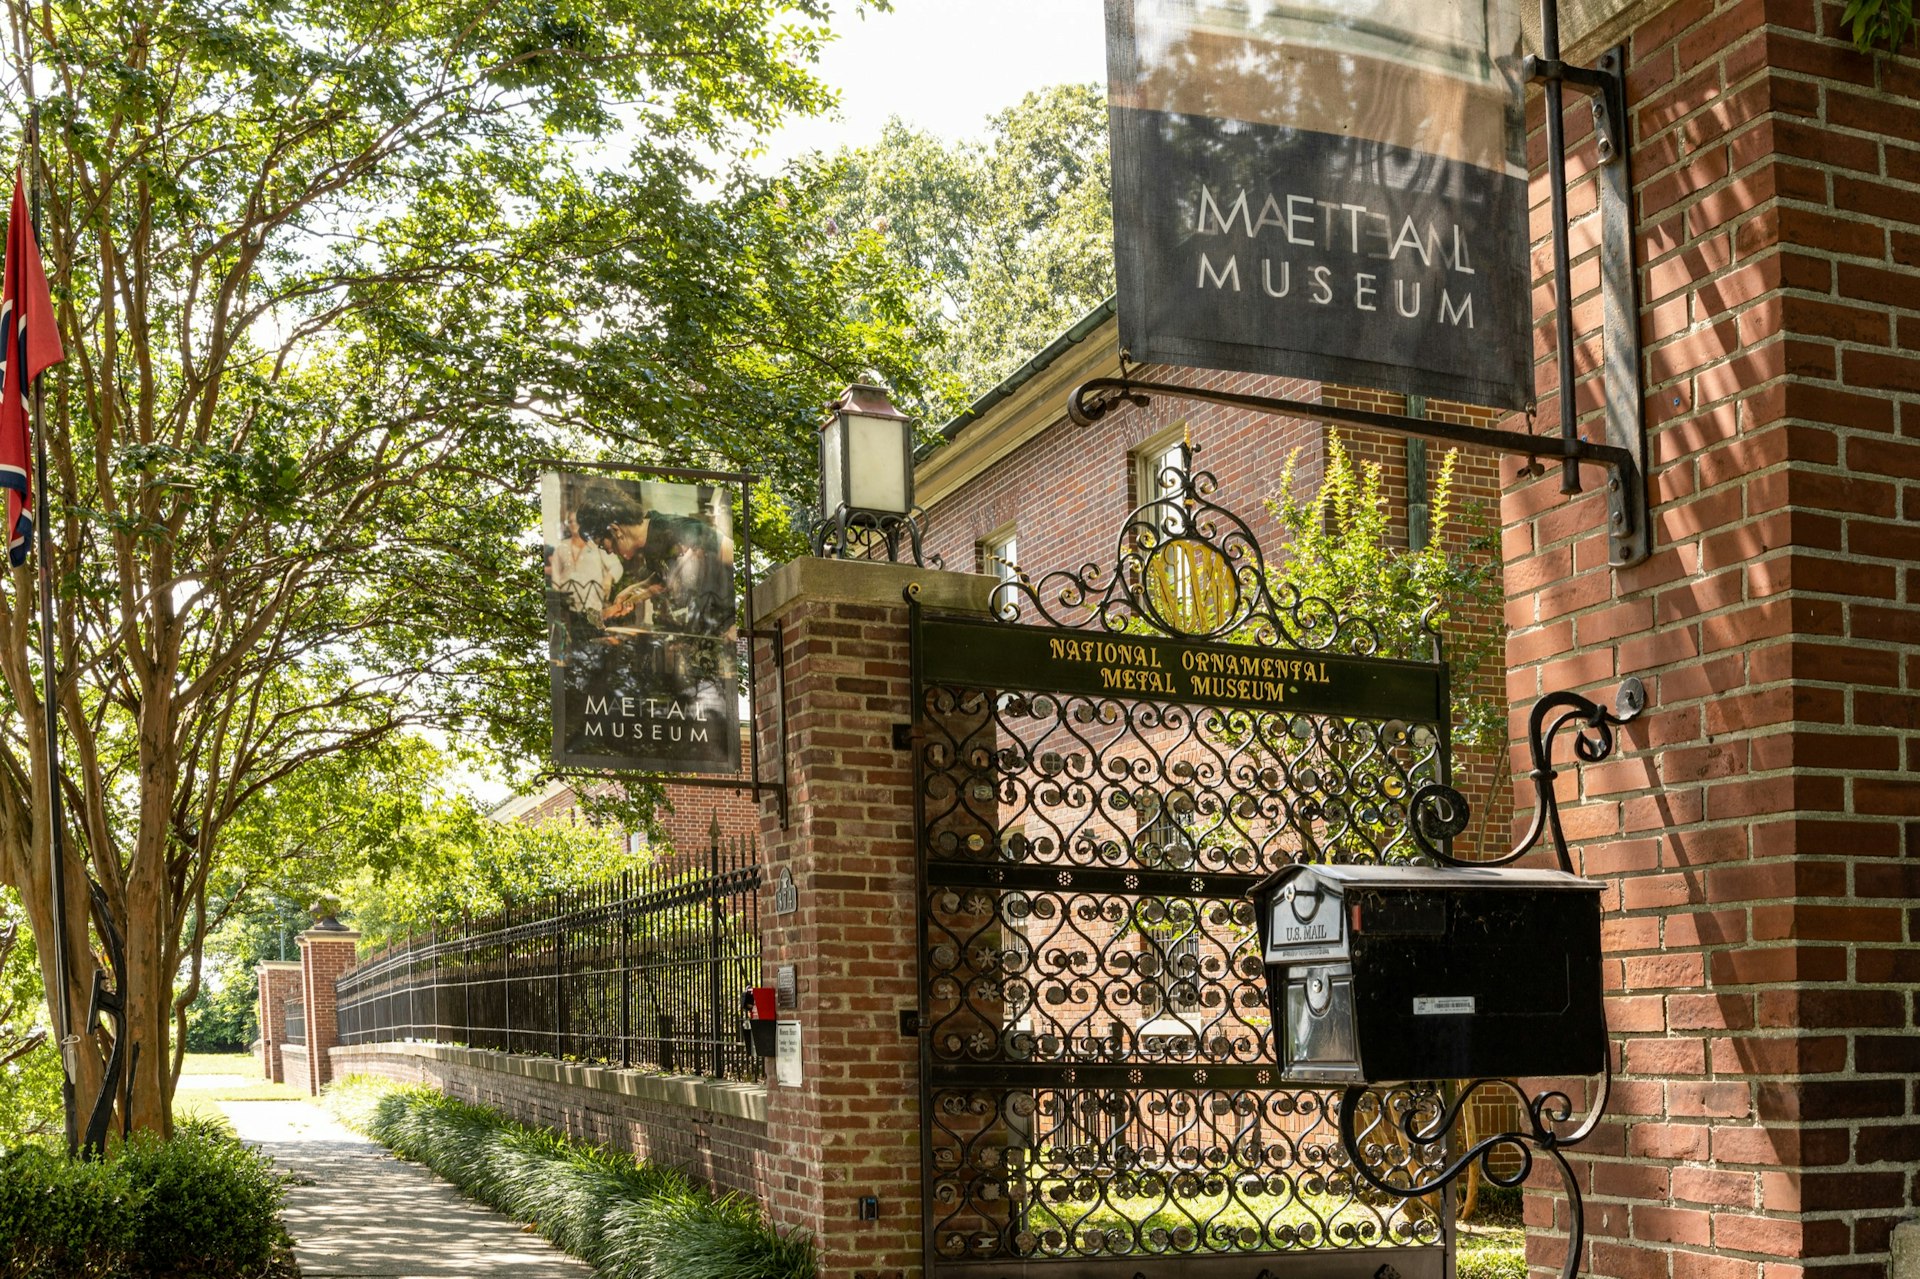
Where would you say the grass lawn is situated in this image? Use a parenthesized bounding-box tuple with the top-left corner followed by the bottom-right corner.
(175, 1050, 309, 1104)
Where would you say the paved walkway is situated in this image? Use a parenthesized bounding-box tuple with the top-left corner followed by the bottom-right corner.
(218, 1101, 591, 1278)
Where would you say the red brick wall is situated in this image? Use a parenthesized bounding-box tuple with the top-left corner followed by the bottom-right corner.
(296, 932, 359, 1095)
(331, 1043, 769, 1202)
(923, 364, 1321, 583)
(1504, 1, 1920, 1275)
(256, 964, 301, 1084)
(750, 561, 965, 1279)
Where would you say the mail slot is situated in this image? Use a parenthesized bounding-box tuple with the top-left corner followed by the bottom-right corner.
(1251, 863, 1607, 1085)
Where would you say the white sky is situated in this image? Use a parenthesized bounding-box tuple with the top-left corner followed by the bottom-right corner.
(762, 0, 1110, 163)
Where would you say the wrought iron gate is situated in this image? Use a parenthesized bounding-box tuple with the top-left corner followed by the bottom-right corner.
(911, 458, 1460, 1278)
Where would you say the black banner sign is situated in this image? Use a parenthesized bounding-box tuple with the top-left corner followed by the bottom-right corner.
(918, 615, 1445, 725)
(543, 471, 741, 774)
(1106, 0, 1531, 410)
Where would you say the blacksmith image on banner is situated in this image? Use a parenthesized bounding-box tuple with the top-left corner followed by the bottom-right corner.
(542, 471, 740, 774)
(1108, 0, 1531, 409)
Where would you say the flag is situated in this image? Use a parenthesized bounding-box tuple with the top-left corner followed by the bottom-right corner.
(1, 173, 64, 567)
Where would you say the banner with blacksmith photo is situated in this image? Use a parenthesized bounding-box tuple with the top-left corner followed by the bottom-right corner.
(1106, 0, 1532, 409)
(543, 471, 740, 774)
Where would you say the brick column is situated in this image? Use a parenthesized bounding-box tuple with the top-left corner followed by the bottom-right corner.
(1504, 2, 1920, 1275)
(751, 557, 995, 1279)
(256, 961, 302, 1083)
(295, 921, 360, 1096)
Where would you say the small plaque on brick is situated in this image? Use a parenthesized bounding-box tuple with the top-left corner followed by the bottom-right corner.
(775, 1020, 802, 1087)
(773, 867, 797, 916)
(775, 965, 797, 1010)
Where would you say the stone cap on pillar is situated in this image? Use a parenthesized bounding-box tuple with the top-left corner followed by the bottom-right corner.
(256, 960, 302, 971)
(751, 557, 996, 628)
(296, 922, 361, 945)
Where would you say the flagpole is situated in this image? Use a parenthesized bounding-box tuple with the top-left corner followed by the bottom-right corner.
(22, 76, 78, 1155)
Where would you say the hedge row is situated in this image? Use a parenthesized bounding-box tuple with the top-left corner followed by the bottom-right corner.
(0, 1120, 288, 1279)
(326, 1077, 814, 1279)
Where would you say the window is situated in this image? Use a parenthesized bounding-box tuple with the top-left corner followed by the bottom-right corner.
(1132, 424, 1190, 507)
(979, 524, 1019, 586)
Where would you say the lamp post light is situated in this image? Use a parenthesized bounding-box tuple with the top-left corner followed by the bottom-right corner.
(811, 383, 930, 565)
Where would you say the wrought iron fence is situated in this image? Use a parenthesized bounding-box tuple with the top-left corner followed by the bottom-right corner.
(335, 830, 762, 1081)
(283, 998, 305, 1046)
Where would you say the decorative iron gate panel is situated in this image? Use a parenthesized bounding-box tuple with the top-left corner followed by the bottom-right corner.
(911, 457, 1461, 1278)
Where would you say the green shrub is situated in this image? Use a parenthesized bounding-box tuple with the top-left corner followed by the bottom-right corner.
(116, 1120, 287, 1277)
(0, 1119, 286, 1279)
(327, 1077, 812, 1279)
(0, 1144, 138, 1278)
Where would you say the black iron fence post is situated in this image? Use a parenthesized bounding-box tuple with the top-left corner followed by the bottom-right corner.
(619, 869, 632, 1069)
(554, 889, 566, 1058)
(709, 817, 724, 1080)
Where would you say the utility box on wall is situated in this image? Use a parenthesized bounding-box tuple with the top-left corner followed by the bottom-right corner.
(1251, 864, 1608, 1085)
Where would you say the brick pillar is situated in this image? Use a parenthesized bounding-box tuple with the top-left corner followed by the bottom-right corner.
(751, 557, 995, 1279)
(1504, 2, 1920, 1275)
(256, 961, 302, 1083)
(295, 921, 360, 1096)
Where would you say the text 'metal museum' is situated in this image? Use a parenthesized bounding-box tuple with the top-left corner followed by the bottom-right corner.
(543, 471, 741, 775)
(1106, 0, 1532, 410)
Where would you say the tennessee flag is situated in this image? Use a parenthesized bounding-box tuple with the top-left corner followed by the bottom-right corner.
(0, 175, 63, 567)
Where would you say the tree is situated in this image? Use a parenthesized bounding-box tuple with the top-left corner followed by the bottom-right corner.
(827, 83, 1114, 416)
(1268, 439, 1505, 858)
(0, 0, 930, 1137)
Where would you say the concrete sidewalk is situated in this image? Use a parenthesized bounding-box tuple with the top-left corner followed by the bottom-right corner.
(218, 1100, 591, 1278)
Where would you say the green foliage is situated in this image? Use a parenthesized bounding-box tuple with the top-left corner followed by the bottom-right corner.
(1456, 1231, 1527, 1279)
(1269, 439, 1503, 756)
(826, 83, 1114, 417)
(1, 0, 935, 1129)
(0, 1145, 137, 1278)
(0, 1119, 287, 1279)
(328, 1077, 813, 1279)
(115, 1121, 289, 1277)
(337, 798, 629, 950)
(183, 972, 257, 1054)
(1842, 0, 1916, 50)
(0, 898, 61, 1143)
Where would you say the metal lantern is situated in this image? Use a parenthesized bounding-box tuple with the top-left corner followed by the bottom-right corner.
(813, 383, 927, 564)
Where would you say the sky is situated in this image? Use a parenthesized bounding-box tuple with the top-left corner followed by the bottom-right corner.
(761, 0, 1110, 163)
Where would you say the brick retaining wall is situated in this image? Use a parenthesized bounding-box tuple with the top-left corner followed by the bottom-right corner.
(329, 1042, 770, 1202)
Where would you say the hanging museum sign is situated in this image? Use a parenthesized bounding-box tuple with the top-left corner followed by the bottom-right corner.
(1105, 0, 1532, 409)
(542, 470, 741, 774)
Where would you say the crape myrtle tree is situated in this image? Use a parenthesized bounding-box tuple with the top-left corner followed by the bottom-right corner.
(0, 0, 932, 1135)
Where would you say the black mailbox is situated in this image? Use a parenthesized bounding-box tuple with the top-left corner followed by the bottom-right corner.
(1252, 863, 1607, 1085)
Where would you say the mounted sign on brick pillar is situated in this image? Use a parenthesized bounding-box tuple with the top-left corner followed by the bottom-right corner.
(256, 960, 301, 1084)
(295, 919, 360, 1097)
(751, 557, 996, 1279)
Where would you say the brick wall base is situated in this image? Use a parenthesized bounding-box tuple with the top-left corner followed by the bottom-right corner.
(329, 1042, 770, 1202)
(280, 1044, 308, 1087)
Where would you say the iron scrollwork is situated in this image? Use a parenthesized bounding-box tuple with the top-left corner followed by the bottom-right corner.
(1409, 676, 1645, 872)
(810, 504, 941, 568)
(989, 446, 1420, 660)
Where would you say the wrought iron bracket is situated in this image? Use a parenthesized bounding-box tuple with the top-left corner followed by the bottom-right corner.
(1073, 21, 1650, 571)
(1069, 375, 1649, 567)
(809, 504, 942, 568)
(1339, 1049, 1613, 1279)
(1410, 676, 1646, 873)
